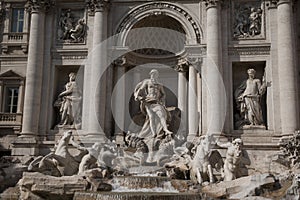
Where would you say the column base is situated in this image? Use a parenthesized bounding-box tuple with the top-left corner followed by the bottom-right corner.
(12, 135, 39, 156)
(80, 132, 108, 144)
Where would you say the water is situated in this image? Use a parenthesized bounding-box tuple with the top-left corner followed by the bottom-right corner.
(73, 192, 203, 200)
(73, 175, 205, 199)
(112, 180, 179, 193)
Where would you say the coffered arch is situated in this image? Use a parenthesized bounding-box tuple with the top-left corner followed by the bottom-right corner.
(115, 1, 203, 46)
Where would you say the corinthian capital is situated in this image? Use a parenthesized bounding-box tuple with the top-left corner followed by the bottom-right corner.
(174, 58, 189, 72)
(86, 0, 109, 13)
(25, 0, 55, 13)
(204, 0, 223, 8)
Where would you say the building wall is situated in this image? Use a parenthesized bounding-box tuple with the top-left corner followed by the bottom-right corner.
(0, 0, 298, 159)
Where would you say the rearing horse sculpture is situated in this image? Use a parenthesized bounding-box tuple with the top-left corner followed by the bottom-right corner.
(28, 130, 86, 176)
(190, 135, 223, 184)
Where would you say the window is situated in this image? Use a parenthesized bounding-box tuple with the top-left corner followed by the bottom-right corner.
(11, 8, 24, 32)
(4, 87, 19, 113)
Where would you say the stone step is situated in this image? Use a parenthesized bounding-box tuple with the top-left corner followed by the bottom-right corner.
(73, 192, 204, 200)
(109, 176, 171, 189)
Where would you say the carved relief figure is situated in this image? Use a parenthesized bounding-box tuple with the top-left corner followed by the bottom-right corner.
(134, 69, 172, 138)
(233, 4, 262, 38)
(55, 72, 82, 128)
(217, 138, 243, 181)
(58, 9, 86, 43)
(234, 68, 267, 129)
(249, 8, 262, 36)
(70, 18, 86, 42)
(59, 9, 74, 40)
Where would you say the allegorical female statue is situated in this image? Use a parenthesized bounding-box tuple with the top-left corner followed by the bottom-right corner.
(234, 68, 267, 129)
(55, 72, 82, 128)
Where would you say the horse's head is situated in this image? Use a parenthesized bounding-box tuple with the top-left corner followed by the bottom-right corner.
(92, 142, 101, 151)
(200, 135, 212, 153)
(62, 130, 72, 142)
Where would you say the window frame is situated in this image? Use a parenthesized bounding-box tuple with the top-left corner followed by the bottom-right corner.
(3, 85, 19, 113)
(10, 8, 25, 33)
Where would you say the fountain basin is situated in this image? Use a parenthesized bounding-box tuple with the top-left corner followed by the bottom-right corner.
(110, 176, 171, 189)
(73, 192, 204, 200)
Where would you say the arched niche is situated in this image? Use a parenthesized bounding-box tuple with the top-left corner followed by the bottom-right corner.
(115, 2, 203, 47)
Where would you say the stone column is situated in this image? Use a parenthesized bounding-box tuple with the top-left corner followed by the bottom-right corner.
(86, 0, 109, 141)
(277, 0, 298, 134)
(0, 81, 3, 112)
(13, 0, 54, 156)
(113, 56, 126, 135)
(17, 80, 24, 113)
(187, 57, 202, 141)
(205, 0, 224, 135)
(21, 1, 52, 136)
(188, 65, 198, 141)
(197, 72, 202, 134)
(176, 58, 189, 137)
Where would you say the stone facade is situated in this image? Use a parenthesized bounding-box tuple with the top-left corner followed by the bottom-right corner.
(0, 0, 299, 174)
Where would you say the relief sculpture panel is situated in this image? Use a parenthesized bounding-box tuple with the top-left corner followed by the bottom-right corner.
(57, 9, 87, 43)
(232, 0, 265, 40)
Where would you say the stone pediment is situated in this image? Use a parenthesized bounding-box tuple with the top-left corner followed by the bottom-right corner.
(0, 70, 24, 80)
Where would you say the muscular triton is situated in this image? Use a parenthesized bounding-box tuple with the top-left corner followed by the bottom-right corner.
(134, 69, 172, 138)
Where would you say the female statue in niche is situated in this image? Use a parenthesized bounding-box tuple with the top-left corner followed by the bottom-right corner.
(234, 68, 267, 129)
(55, 72, 82, 128)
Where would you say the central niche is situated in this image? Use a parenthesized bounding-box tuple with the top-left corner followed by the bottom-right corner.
(125, 14, 186, 56)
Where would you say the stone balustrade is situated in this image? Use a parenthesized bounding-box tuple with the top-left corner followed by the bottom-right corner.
(2, 32, 28, 43)
(0, 113, 22, 125)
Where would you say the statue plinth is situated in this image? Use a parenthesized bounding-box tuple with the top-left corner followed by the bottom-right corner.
(241, 124, 266, 130)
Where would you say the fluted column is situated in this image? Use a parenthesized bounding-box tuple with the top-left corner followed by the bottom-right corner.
(188, 65, 198, 141)
(87, 0, 109, 140)
(276, 0, 298, 134)
(21, 0, 53, 136)
(205, 0, 224, 135)
(176, 58, 189, 137)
